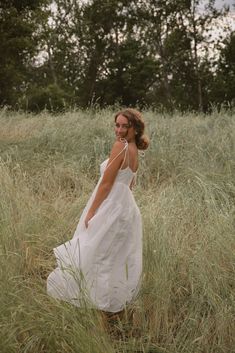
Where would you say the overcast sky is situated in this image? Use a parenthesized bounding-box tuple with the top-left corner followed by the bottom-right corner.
(212, 0, 234, 10)
(208, 0, 235, 11)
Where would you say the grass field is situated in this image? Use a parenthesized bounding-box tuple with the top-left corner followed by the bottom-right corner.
(0, 108, 234, 353)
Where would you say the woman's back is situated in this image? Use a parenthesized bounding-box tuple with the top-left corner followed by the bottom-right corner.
(119, 141, 138, 173)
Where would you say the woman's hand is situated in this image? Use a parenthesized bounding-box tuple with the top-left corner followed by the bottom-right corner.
(85, 210, 95, 228)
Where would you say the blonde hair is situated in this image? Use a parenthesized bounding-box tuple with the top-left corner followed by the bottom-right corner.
(114, 108, 149, 150)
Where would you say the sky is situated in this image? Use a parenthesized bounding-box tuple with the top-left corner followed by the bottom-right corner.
(199, 0, 235, 12)
(196, 0, 235, 61)
(216, 0, 234, 9)
(197, 0, 234, 10)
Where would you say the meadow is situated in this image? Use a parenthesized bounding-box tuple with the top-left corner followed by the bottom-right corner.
(0, 108, 234, 353)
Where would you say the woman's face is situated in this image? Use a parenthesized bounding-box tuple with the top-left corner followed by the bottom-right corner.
(115, 114, 135, 142)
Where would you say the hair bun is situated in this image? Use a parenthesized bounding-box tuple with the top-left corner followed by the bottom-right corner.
(137, 134, 149, 150)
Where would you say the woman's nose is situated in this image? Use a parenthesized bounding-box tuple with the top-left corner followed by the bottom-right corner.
(117, 127, 123, 133)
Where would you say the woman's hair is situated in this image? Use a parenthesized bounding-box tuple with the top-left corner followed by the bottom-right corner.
(114, 108, 149, 150)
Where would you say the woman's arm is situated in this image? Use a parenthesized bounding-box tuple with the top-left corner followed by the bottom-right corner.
(84, 140, 126, 228)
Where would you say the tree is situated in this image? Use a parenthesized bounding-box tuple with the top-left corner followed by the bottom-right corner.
(177, 0, 228, 111)
(1, 0, 233, 111)
(0, 0, 49, 107)
(38, 0, 157, 108)
(210, 31, 235, 107)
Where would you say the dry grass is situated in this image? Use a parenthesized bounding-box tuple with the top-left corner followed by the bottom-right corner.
(0, 108, 234, 353)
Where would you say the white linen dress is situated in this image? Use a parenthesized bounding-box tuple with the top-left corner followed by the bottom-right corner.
(47, 141, 142, 313)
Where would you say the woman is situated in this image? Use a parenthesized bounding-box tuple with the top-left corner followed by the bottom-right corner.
(47, 108, 149, 314)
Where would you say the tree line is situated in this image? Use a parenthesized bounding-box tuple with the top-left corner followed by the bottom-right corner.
(0, 0, 234, 112)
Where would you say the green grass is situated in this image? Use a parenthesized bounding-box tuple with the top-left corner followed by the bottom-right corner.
(0, 108, 234, 353)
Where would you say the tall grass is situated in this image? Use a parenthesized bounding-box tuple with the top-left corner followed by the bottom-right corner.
(0, 108, 234, 353)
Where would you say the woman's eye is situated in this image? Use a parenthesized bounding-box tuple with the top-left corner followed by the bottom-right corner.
(115, 124, 129, 129)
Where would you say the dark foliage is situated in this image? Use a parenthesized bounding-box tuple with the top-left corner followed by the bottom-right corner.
(0, 0, 234, 112)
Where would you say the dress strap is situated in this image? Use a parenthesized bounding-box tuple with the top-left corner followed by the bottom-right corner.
(120, 140, 129, 169)
(105, 139, 128, 171)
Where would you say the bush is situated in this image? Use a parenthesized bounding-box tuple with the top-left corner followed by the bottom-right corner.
(22, 84, 72, 112)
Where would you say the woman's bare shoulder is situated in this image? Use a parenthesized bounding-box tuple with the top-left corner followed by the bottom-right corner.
(111, 139, 127, 152)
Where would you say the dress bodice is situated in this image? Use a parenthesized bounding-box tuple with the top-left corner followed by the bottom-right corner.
(100, 159, 136, 186)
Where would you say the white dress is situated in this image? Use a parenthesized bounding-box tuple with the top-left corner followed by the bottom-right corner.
(47, 141, 142, 313)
